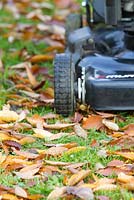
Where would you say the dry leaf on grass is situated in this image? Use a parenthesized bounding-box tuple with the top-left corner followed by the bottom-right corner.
(82, 115, 103, 130)
(67, 186, 94, 200)
(15, 185, 27, 198)
(15, 167, 40, 179)
(33, 128, 53, 139)
(47, 187, 67, 200)
(46, 146, 68, 156)
(1, 194, 19, 200)
(67, 170, 90, 186)
(102, 119, 119, 131)
(64, 146, 86, 156)
(113, 151, 134, 161)
(74, 124, 87, 139)
(0, 110, 19, 122)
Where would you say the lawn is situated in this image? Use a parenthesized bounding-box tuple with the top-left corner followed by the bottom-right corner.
(0, 0, 134, 200)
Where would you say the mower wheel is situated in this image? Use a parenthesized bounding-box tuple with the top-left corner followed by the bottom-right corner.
(54, 53, 75, 116)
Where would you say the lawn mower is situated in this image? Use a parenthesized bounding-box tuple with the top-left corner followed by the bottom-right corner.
(54, 0, 134, 116)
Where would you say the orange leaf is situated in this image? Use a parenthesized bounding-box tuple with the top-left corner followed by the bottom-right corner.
(19, 136, 36, 145)
(117, 172, 134, 183)
(30, 54, 54, 63)
(25, 63, 38, 87)
(114, 151, 134, 161)
(82, 115, 103, 130)
(67, 170, 90, 186)
(1, 194, 19, 200)
(27, 114, 44, 127)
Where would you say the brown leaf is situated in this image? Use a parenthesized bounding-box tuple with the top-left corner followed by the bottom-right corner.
(74, 124, 87, 139)
(67, 170, 90, 186)
(3, 140, 21, 150)
(67, 186, 94, 200)
(12, 148, 39, 159)
(30, 54, 54, 63)
(15, 185, 27, 198)
(46, 146, 68, 156)
(82, 115, 103, 130)
(49, 132, 68, 141)
(15, 167, 40, 179)
(107, 160, 124, 167)
(47, 187, 67, 200)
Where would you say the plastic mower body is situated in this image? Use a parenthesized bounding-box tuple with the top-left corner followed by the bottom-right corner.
(54, 0, 134, 116)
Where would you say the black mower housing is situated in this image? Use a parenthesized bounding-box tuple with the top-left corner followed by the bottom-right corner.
(54, 0, 134, 115)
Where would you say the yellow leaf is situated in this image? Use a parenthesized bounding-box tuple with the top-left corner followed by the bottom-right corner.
(33, 128, 53, 138)
(1, 194, 19, 200)
(114, 151, 134, 161)
(0, 110, 19, 122)
(93, 184, 117, 191)
(64, 146, 86, 156)
(67, 170, 90, 186)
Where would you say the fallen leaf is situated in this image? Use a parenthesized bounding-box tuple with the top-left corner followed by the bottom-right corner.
(15, 167, 40, 179)
(82, 115, 103, 130)
(43, 122, 75, 129)
(114, 151, 134, 161)
(3, 140, 21, 150)
(102, 119, 119, 131)
(64, 146, 86, 155)
(67, 186, 94, 200)
(46, 146, 68, 156)
(93, 184, 117, 191)
(33, 128, 53, 139)
(47, 187, 67, 200)
(27, 114, 44, 127)
(12, 148, 39, 159)
(0, 110, 19, 122)
(49, 132, 68, 141)
(74, 124, 87, 139)
(67, 170, 90, 186)
(15, 185, 27, 198)
(45, 160, 72, 166)
(1, 194, 19, 200)
(30, 54, 54, 63)
(117, 172, 134, 183)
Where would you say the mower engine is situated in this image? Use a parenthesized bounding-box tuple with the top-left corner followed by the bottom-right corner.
(54, 0, 134, 116)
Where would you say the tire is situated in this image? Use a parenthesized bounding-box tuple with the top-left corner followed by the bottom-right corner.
(54, 53, 75, 116)
(65, 13, 82, 42)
